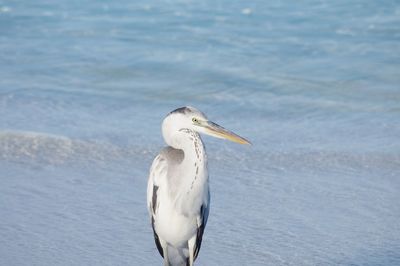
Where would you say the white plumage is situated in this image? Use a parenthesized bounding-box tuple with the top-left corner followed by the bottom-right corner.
(147, 106, 250, 266)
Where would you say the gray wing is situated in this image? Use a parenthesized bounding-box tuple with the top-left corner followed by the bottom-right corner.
(147, 147, 182, 215)
(147, 152, 168, 258)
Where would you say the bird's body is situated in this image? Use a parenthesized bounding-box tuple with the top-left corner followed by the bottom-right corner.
(147, 107, 249, 266)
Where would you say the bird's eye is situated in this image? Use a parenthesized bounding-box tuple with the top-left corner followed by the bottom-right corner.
(192, 117, 198, 123)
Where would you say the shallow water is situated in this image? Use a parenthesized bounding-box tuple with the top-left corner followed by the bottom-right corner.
(1, 0, 400, 265)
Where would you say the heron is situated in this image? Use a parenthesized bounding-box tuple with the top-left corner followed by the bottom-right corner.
(147, 106, 250, 266)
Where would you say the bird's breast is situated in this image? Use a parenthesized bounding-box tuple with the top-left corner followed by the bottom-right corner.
(155, 193, 199, 246)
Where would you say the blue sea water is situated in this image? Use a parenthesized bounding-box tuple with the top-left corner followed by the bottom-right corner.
(1, 0, 400, 265)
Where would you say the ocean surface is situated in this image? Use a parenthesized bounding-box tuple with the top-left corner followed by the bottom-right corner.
(1, 0, 399, 265)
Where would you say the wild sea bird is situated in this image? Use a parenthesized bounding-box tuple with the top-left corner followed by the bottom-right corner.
(147, 106, 250, 265)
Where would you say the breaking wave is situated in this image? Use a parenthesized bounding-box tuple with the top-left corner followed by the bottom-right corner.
(0, 130, 154, 167)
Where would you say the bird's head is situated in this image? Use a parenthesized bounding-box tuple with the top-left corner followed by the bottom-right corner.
(162, 106, 250, 147)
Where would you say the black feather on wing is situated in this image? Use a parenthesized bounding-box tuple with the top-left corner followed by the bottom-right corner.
(151, 185, 164, 258)
(193, 203, 210, 261)
(151, 216, 164, 258)
(152, 185, 159, 214)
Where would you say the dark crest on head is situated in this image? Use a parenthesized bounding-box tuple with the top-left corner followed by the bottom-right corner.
(169, 106, 191, 115)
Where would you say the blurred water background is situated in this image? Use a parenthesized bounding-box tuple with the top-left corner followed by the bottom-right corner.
(0, 0, 399, 265)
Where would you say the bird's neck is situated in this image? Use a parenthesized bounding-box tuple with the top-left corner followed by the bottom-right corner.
(170, 129, 207, 166)
(168, 129, 208, 214)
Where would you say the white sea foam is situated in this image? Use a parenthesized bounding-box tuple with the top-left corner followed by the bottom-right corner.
(0, 6, 11, 13)
(241, 8, 252, 15)
(0, 130, 154, 166)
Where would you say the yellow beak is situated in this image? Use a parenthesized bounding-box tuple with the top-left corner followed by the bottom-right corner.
(203, 121, 251, 145)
